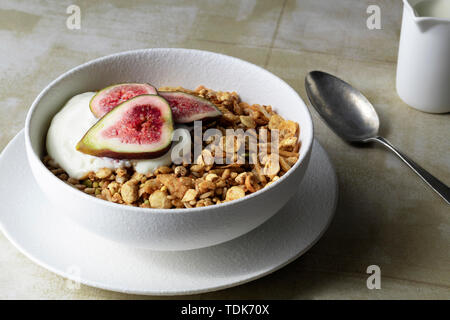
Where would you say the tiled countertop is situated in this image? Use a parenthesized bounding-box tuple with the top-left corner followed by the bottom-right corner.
(0, 0, 449, 299)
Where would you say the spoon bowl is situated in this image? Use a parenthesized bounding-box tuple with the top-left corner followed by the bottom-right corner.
(305, 71, 379, 142)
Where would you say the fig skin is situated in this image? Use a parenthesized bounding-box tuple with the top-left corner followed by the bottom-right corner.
(158, 91, 222, 123)
(77, 94, 174, 160)
(90, 83, 157, 118)
(76, 143, 172, 160)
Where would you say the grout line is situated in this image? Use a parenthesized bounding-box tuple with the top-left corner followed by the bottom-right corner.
(187, 37, 269, 50)
(273, 45, 398, 67)
(189, 37, 398, 68)
(264, 0, 288, 68)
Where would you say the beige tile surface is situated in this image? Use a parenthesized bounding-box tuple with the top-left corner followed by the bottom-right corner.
(275, 0, 402, 63)
(0, 0, 449, 299)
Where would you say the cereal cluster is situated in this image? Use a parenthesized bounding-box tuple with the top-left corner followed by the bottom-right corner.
(44, 86, 300, 209)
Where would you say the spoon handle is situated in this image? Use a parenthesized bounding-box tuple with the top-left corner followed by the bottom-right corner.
(371, 136, 450, 205)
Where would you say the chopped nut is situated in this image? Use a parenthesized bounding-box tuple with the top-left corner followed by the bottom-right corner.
(74, 184, 86, 190)
(157, 174, 189, 199)
(280, 137, 297, 149)
(201, 149, 214, 166)
(155, 166, 173, 174)
(58, 173, 69, 181)
(245, 174, 257, 193)
(205, 173, 219, 182)
(240, 115, 256, 128)
(196, 198, 214, 207)
(51, 168, 65, 175)
(199, 191, 214, 199)
(215, 179, 227, 188)
(120, 181, 138, 204)
(225, 186, 245, 201)
(67, 177, 79, 185)
(235, 172, 248, 185)
(190, 164, 204, 173)
(96, 168, 112, 179)
(263, 154, 280, 177)
(101, 189, 113, 201)
(179, 176, 195, 189)
(233, 101, 244, 115)
(107, 181, 120, 195)
(149, 190, 172, 209)
(116, 167, 127, 177)
(182, 189, 198, 202)
(222, 168, 231, 179)
(279, 156, 291, 172)
(84, 187, 95, 194)
(171, 199, 184, 208)
(280, 120, 298, 138)
(174, 166, 187, 177)
(139, 179, 162, 196)
(285, 156, 299, 166)
(131, 172, 145, 182)
(112, 193, 122, 203)
(198, 180, 215, 194)
(279, 150, 299, 157)
(268, 114, 285, 131)
(222, 112, 239, 123)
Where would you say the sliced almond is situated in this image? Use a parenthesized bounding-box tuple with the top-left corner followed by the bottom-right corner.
(240, 115, 256, 128)
(263, 154, 280, 177)
(279, 156, 292, 172)
(225, 186, 245, 201)
(149, 190, 172, 209)
(280, 137, 298, 149)
(268, 114, 285, 130)
(182, 189, 198, 202)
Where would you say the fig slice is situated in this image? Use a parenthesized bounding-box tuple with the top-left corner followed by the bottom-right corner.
(77, 95, 173, 159)
(159, 91, 222, 123)
(90, 83, 157, 118)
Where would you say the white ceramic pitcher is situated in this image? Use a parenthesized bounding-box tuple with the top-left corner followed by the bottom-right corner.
(396, 0, 450, 113)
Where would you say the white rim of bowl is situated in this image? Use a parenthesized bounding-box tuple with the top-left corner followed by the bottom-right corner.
(25, 48, 314, 214)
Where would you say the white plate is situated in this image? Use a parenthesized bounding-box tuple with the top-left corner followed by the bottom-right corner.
(0, 130, 337, 295)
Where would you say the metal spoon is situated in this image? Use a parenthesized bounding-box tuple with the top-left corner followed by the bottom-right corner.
(305, 71, 449, 205)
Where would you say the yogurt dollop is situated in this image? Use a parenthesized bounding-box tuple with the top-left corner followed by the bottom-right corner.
(46, 92, 190, 179)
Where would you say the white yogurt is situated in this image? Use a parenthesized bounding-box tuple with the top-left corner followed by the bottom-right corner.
(46, 92, 191, 179)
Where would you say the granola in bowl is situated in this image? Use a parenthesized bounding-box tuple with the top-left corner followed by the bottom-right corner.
(44, 85, 301, 209)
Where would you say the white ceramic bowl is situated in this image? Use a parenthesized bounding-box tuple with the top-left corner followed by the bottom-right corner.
(25, 48, 313, 251)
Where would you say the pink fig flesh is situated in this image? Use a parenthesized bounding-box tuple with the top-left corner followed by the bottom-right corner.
(159, 91, 222, 123)
(90, 83, 157, 118)
(77, 95, 173, 159)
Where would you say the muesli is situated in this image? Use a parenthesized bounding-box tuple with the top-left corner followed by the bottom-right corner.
(44, 84, 300, 209)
